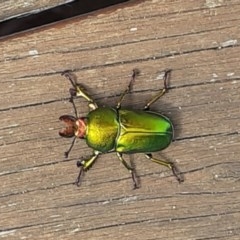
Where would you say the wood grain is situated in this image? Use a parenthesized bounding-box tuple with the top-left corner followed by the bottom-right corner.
(0, 0, 240, 239)
(0, 0, 68, 20)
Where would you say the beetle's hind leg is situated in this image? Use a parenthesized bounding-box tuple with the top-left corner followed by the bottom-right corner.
(116, 69, 140, 109)
(144, 69, 171, 110)
(145, 153, 184, 183)
(117, 153, 139, 189)
(75, 150, 100, 186)
(62, 71, 98, 110)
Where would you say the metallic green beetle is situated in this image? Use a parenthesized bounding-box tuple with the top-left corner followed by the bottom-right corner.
(59, 69, 183, 188)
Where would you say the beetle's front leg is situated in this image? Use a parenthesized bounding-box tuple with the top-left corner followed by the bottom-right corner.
(62, 71, 98, 110)
(75, 150, 100, 186)
(145, 153, 184, 183)
(144, 69, 171, 110)
(116, 152, 139, 189)
(116, 69, 140, 109)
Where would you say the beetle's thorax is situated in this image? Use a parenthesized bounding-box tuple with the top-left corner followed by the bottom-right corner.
(75, 118, 87, 138)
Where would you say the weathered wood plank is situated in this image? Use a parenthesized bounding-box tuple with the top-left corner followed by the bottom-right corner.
(0, 0, 70, 20)
(0, 0, 240, 239)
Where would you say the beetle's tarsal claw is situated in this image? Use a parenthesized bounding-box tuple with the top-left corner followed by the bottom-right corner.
(64, 144, 75, 158)
(129, 157, 140, 189)
(171, 165, 184, 183)
(61, 136, 77, 158)
(133, 68, 140, 76)
(131, 68, 140, 90)
(164, 69, 172, 75)
(131, 171, 139, 189)
(163, 69, 172, 90)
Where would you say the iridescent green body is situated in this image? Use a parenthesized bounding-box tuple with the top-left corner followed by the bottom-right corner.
(59, 69, 183, 187)
(86, 107, 173, 154)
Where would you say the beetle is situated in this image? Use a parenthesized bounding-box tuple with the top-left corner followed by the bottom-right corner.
(59, 69, 183, 188)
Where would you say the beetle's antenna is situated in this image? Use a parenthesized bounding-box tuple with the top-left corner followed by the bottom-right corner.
(62, 70, 78, 88)
(64, 136, 77, 158)
(62, 71, 79, 117)
(62, 70, 98, 110)
(69, 97, 78, 118)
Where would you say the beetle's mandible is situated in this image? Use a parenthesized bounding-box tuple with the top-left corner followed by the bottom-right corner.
(59, 69, 184, 188)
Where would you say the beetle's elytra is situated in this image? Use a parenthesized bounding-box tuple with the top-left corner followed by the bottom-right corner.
(59, 69, 183, 188)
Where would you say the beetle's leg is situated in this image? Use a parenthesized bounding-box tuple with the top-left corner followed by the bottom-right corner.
(75, 150, 100, 186)
(117, 153, 139, 189)
(145, 153, 184, 183)
(116, 69, 140, 109)
(144, 69, 171, 110)
(62, 71, 98, 110)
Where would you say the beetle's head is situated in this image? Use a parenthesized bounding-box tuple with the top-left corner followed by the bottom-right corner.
(59, 115, 87, 138)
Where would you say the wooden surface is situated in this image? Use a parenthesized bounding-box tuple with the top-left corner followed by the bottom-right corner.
(1, 0, 240, 239)
(0, 0, 69, 20)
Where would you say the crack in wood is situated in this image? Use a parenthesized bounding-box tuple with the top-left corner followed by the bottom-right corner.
(1, 75, 239, 112)
(1, 209, 239, 234)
